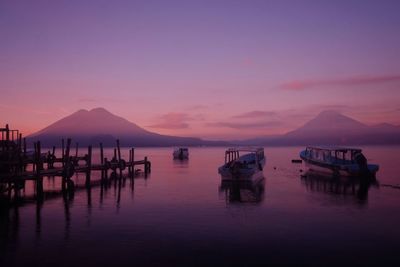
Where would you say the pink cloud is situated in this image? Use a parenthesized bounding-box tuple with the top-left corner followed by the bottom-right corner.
(206, 121, 282, 129)
(78, 97, 96, 103)
(232, 110, 276, 119)
(147, 112, 194, 129)
(239, 57, 256, 68)
(281, 74, 400, 90)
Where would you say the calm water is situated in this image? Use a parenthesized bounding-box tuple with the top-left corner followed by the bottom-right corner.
(1, 146, 400, 266)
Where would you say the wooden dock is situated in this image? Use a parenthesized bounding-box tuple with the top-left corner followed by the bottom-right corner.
(0, 124, 151, 199)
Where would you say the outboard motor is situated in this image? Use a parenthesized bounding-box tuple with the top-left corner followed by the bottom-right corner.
(230, 161, 242, 178)
(354, 152, 370, 177)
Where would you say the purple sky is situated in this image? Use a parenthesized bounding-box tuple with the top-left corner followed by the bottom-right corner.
(1, 0, 400, 139)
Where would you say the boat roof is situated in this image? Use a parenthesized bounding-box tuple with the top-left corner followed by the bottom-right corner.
(306, 146, 362, 152)
(226, 147, 264, 153)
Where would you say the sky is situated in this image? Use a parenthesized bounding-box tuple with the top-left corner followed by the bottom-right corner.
(1, 0, 400, 140)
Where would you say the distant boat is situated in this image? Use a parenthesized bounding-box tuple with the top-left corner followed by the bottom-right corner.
(300, 146, 379, 178)
(173, 147, 189, 160)
(218, 147, 266, 180)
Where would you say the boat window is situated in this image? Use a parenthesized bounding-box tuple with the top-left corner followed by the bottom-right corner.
(324, 151, 331, 161)
(344, 151, 352, 161)
(318, 151, 324, 161)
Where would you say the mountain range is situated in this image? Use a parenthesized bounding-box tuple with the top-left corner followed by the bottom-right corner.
(27, 108, 226, 147)
(27, 108, 400, 147)
(240, 110, 400, 146)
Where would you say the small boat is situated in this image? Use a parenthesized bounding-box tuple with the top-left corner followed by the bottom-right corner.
(218, 147, 266, 180)
(173, 147, 189, 160)
(300, 146, 379, 178)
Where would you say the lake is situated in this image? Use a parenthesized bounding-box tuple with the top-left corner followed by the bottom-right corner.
(1, 146, 400, 266)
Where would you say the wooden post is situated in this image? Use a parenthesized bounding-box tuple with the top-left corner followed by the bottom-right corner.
(128, 149, 132, 175)
(103, 157, 108, 180)
(144, 156, 148, 178)
(116, 139, 121, 162)
(132, 147, 135, 175)
(100, 143, 104, 165)
(5, 124, 9, 151)
(100, 142, 104, 179)
(36, 141, 43, 197)
(116, 140, 122, 177)
(85, 145, 92, 187)
(62, 138, 72, 191)
(5, 124, 9, 141)
(18, 133, 22, 151)
(62, 139, 65, 167)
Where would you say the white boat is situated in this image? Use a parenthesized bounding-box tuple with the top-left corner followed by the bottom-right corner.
(173, 147, 189, 159)
(218, 147, 266, 180)
(300, 146, 379, 178)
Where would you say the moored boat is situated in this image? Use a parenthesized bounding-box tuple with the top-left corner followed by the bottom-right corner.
(300, 146, 379, 178)
(173, 147, 189, 160)
(218, 147, 266, 180)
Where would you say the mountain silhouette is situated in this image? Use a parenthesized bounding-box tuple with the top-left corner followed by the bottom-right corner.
(27, 108, 227, 147)
(287, 110, 367, 134)
(240, 110, 400, 146)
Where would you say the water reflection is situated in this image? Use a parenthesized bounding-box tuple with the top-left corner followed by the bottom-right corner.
(0, 171, 144, 249)
(300, 171, 378, 205)
(219, 176, 265, 204)
(173, 158, 189, 168)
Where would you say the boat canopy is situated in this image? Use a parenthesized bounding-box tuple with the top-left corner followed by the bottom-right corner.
(306, 146, 362, 153)
(226, 147, 264, 153)
(304, 146, 363, 162)
(224, 147, 264, 164)
(174, 147, 188, 151)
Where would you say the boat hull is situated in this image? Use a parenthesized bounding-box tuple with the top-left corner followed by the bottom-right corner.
(219, 167, 264, 181)
(218, 158, 266, 181)
(173, 151, 189, 159)
(300, 151, 379, 178)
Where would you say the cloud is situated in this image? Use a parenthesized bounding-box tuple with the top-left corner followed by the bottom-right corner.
(148, 112, 194, 129)
(0, 104, 53, 115)
(239, 57, 256, 68)
(185, 104, 208, 111)
(78, 97, 96, 103)
(148, 122, 189, 129)
(232, 110, 277, 119)
(280, 74, 400, 90)
(206, 121, 282, 129)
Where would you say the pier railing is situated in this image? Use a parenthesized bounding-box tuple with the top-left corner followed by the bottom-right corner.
(0, 124, 151, 198)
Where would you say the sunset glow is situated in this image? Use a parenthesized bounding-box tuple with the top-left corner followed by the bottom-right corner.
(1, 0, 399, 139)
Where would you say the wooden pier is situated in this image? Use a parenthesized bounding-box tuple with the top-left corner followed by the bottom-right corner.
(0, 124, 151, 199)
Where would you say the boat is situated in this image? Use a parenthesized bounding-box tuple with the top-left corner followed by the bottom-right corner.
(218, 147, 266, 180)
(173, 147, 189, 160)
(299, 146, 379, 178)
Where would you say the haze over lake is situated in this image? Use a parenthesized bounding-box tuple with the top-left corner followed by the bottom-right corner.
(1, 146, 399, 266)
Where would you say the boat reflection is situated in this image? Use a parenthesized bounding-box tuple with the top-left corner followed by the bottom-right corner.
(173, 158, 189, 169)
(300, 170, 378, 204)
(219, 176, 265, 204)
